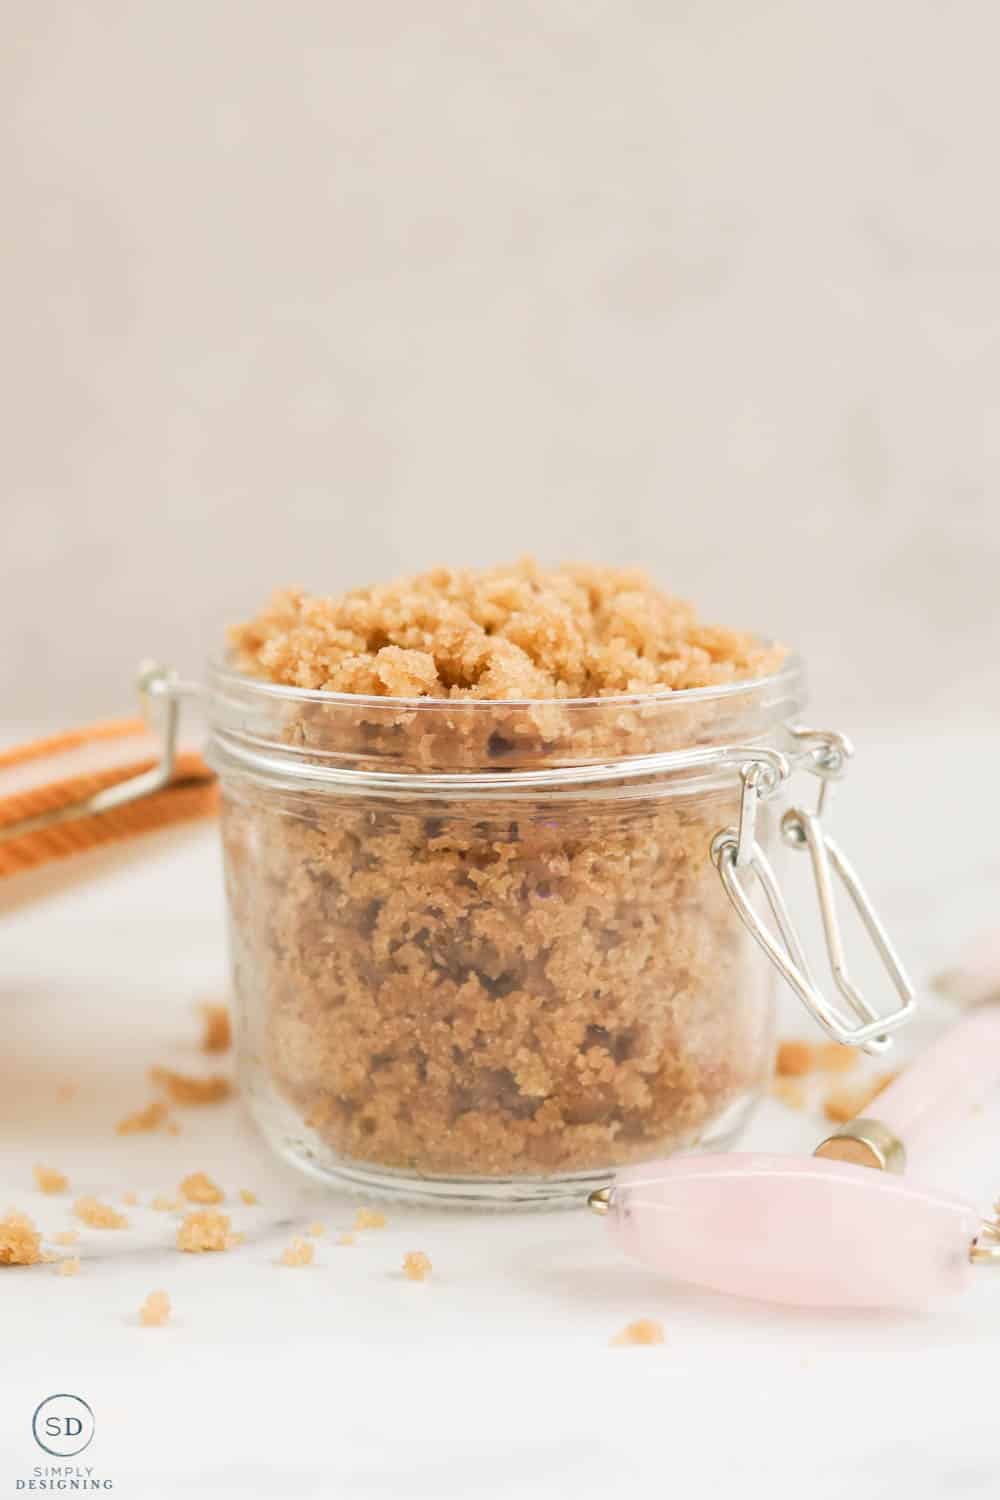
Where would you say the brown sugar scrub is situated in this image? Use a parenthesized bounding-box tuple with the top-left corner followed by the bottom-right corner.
(215, 560, 800, 1203)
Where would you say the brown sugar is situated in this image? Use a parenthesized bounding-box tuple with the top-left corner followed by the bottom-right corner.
(239, 1189, 258, 1205)
(611, 1318, 665, 1347)
(139, 1290, 171, 1325)
(149, 1068, 231, 1107)
(179, 1172, 224, 1205)
(199, 1004, 232, 1054)
(815, 1042, 859, 1075)
(223, 562, 785, 1183)
(402, 1250, 432, 1281)
(280, 1237, 314, 1267)
(775, 1041, 814, 1078)
(0, 1211, 42, 1266)
(74, 1197, 128, 1229)
(353, 1209, 387, 1231)
(769, 1078, 806, 1111)
(230, 561, 783, 702)
(33, 1164, 69, 1195)
(176, 1211, 234, 1253)
(57, 1257, 81, 1277)
(823, 1072, 897, 1125)
(116, 1100, 169, 1134)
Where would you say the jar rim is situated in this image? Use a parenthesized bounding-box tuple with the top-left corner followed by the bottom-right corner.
(206, 648, 803, 712)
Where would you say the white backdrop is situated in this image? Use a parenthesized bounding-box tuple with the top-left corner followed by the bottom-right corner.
(4, 1, 999, 729)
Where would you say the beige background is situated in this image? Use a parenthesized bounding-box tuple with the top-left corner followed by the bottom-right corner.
(3, 1, 998, 729)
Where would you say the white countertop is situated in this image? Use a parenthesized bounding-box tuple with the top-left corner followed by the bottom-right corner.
(2, 729, 999, 1498)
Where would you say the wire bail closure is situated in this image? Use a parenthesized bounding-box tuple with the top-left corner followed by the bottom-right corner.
(711, 726, 916, 1055)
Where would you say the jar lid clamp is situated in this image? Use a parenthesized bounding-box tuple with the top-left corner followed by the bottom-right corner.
(711, 726, 917, 1055)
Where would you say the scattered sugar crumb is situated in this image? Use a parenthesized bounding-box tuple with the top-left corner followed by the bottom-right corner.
(57, 1256, 81, 1277)
(611, 1318, 665, 1347)
(815, 1042, 860, 1074)
(823, 1072, 898, 1125)
(239, 1189, 258, 1206)
(149, 1067, 232, 1107)
(0, 1211, 42, 1266)
(116, 1099, 169, 1135)
(769, 1078, 806, 1110)
(56, 1083, 77, 1102)
(353, 1208, 386, 1231)
(74, 1197, 128, 1230)
(306, 1222, 325, 1237)
(281, 1237, 315, 1267)
(176, 1211, 233, 1253)
(775, 1040, 813, 1077)
(53, 1230, 79, 1246)
(151, 1194, 182, 1212)
(403, 1251, 432, 1281)
(199, 1003, 232, 1054)
(33, 1164, 69, 1195)
(139, 1289, 171, 1326)
(180, 1172, 224, 1205)
(336, 1232, 356, 1246)
(166, 1121, 182, 1135)
(122, 1190, 138, 1206)
(40, 1249, 61, 1263)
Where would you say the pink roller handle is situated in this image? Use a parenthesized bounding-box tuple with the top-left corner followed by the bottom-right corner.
(607, 1155, 979, 1307)
(865, 1006, 1000, 1161)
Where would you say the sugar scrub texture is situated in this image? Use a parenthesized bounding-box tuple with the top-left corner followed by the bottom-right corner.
(229, 560, 782, 702)
(221, 563, 782, 1183)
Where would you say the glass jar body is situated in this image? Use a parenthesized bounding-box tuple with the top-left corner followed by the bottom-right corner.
(209, 659, 803, 1206)
(218, 779, 789, 1204)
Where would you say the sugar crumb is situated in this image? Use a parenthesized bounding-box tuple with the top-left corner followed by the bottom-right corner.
(176, 1211, 233, 1253)
(151, 1194, 182, 1212)
(0, 1211, 41, 1266)
(180, 1172, 224, 1205)
(306, 1222, 325, 1237)
(33, 1164, 69, 1195)
(769, 1078, 806, 1110)
(40, 1249, 61, 1263)
(116, 1099, 169, 1135)
(122, 1190, 138, 1206)
(280, 1238, 315, 1267)
(611, 1318, 665, 1347)
(353, 1208, 386, 1231)
(149, 1067, 231, 1107)
(239, 1189, 258, 1206)
(775, 1041, 814, 1078)
(336, 1232, 356, 1246)
(53, 1230, 79, 1246)
(57, 1257, 81, 1277)
(815, 1042, 859, 1074)
(823, 1072, 898, 1125)
(199, 1003, 232, 1054)
(74, 1197, 128, 1230)
(403, 1250, 432, 1281)
(139, 1289, 171, 1326)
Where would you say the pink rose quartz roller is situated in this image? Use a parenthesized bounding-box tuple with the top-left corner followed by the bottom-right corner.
(590, 1006, 1000, 1308)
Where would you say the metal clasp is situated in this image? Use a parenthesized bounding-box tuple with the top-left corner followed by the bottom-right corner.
(0, 663, 184, 844)
(711, 726, 916, 1055)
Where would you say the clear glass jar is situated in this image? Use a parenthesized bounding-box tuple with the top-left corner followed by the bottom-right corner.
(206, 653, 808, 1206)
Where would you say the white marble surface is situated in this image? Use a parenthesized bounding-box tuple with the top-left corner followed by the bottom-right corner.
(2, 729, 1000, 1497)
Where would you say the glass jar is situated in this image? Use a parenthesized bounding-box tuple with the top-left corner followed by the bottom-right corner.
(206, 652, 813, 1206)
